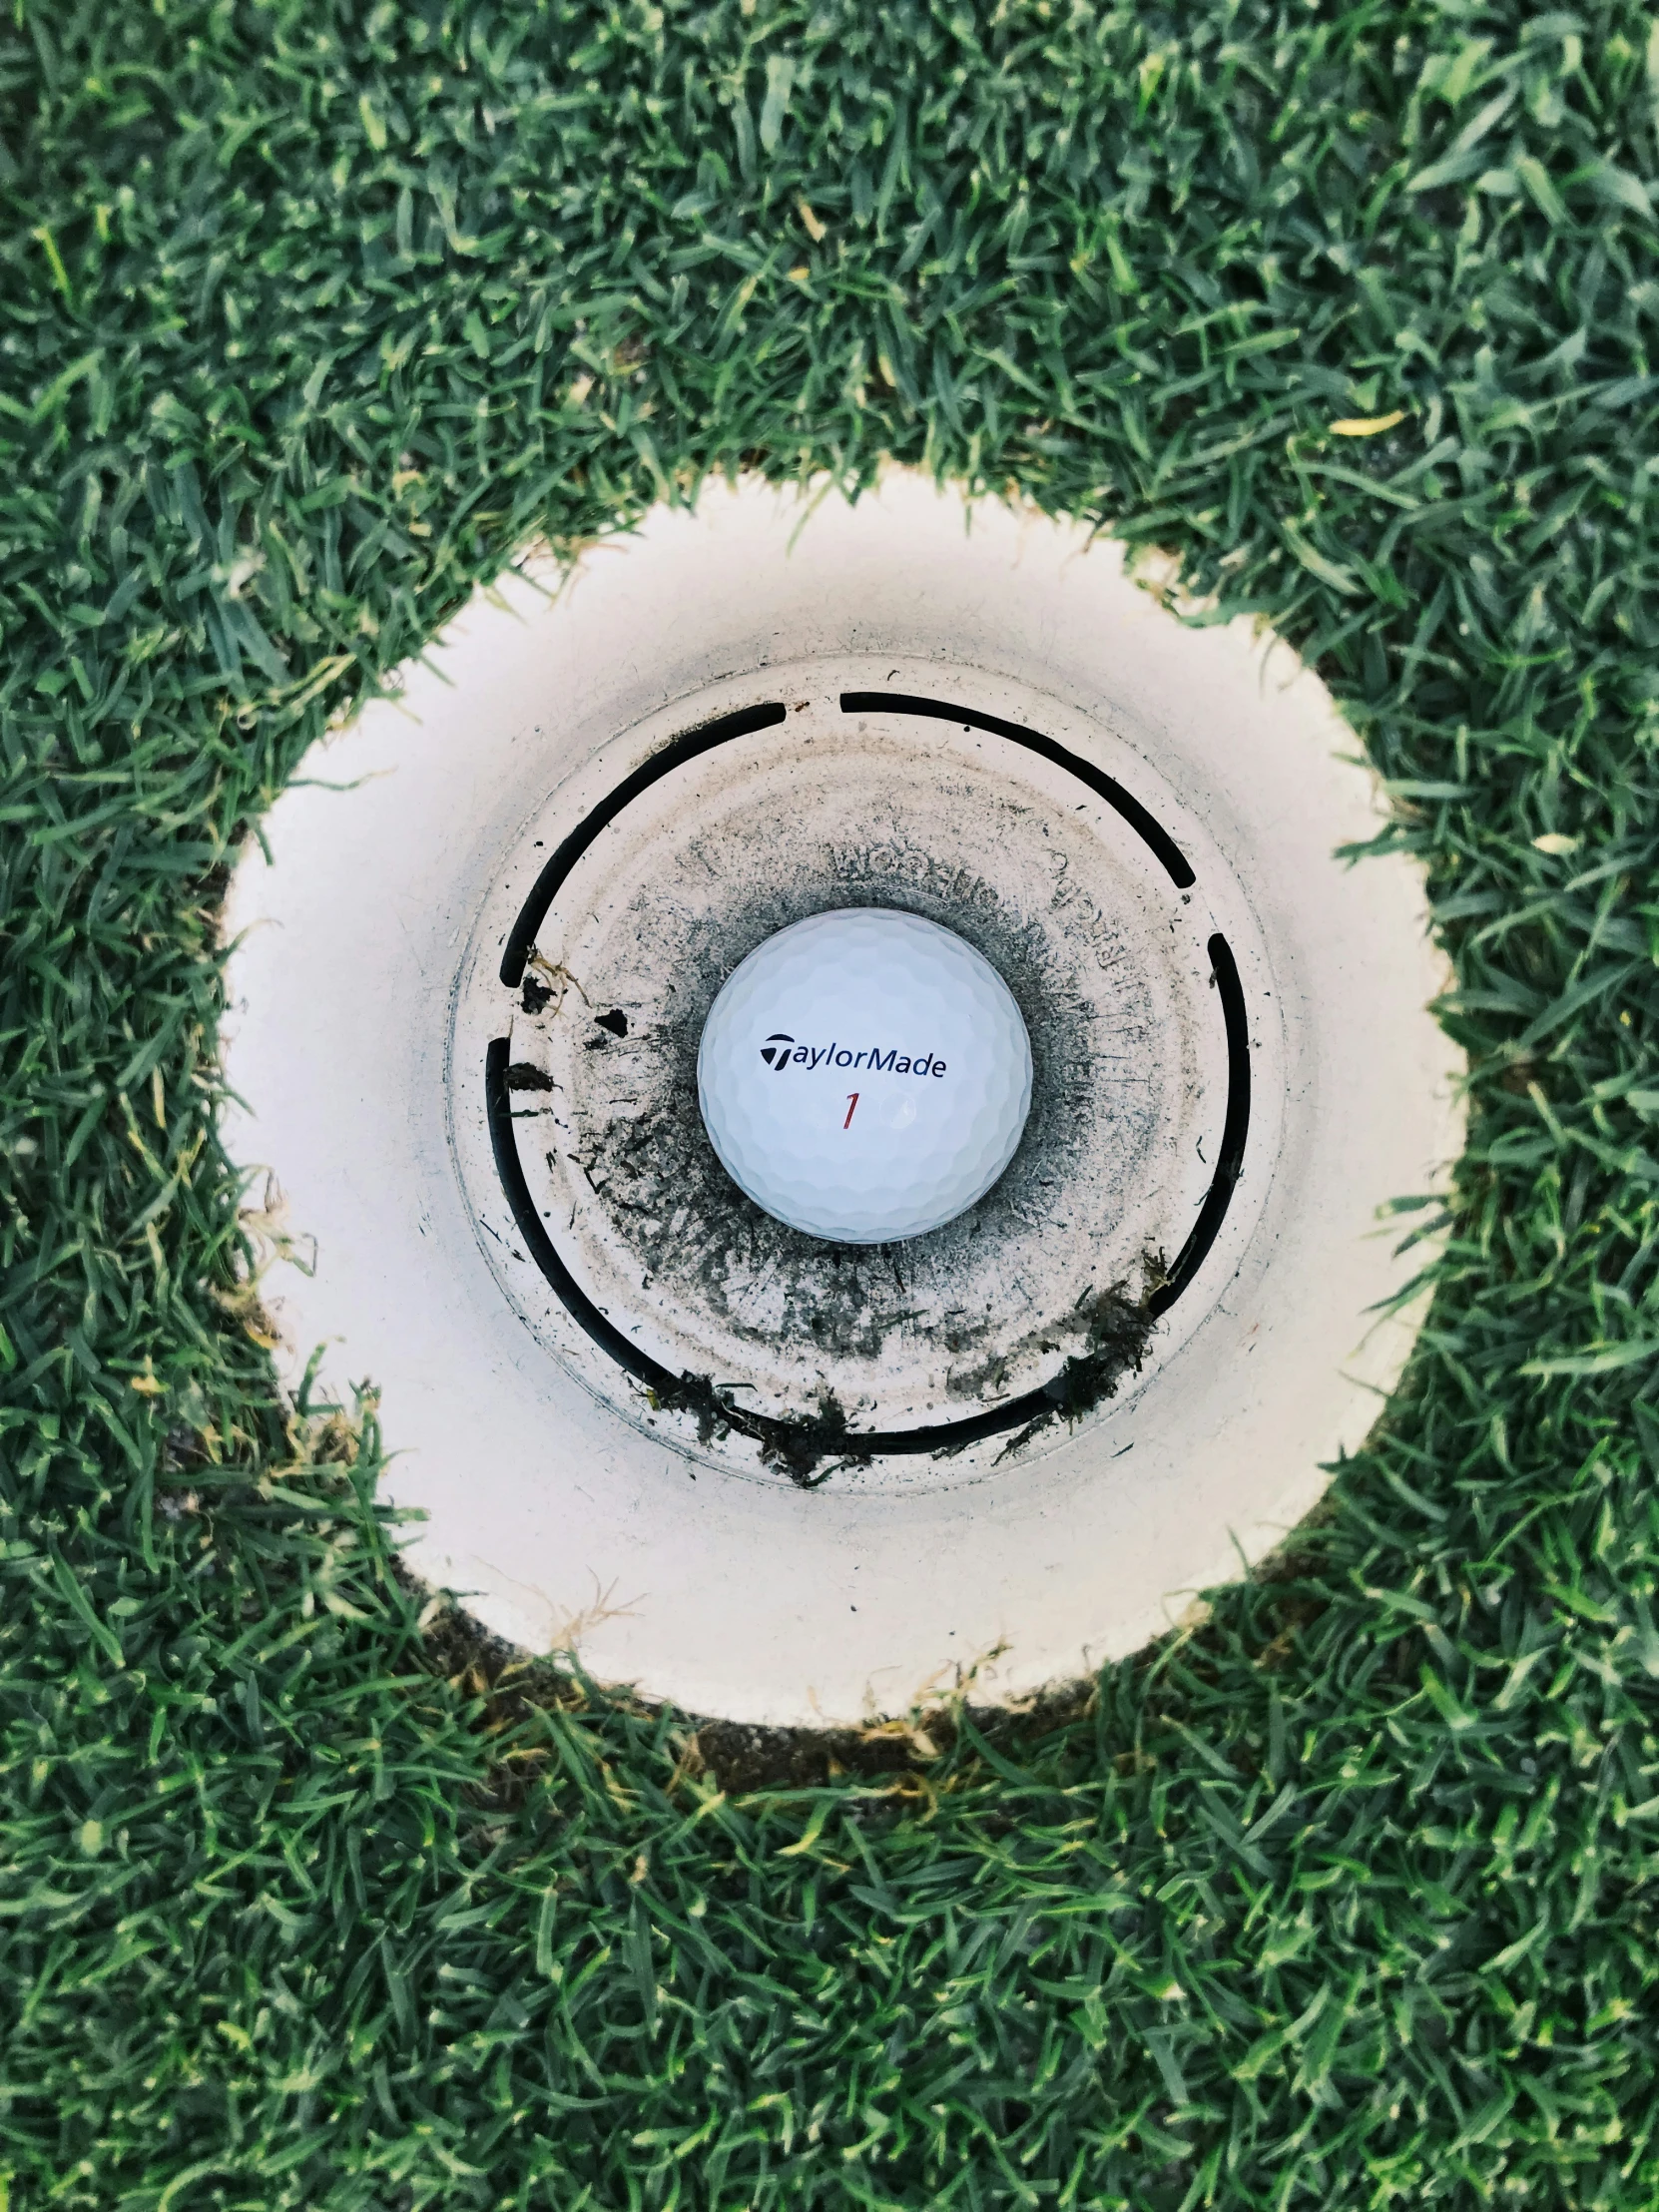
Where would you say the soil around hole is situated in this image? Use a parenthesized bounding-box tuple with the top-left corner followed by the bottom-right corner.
(640, 1270, 1162, 1482)
(399, 1499, 1330, 1802)
(406, 1559, 1085, 1797)
(505, 1061, 556, 1092)
(649, 1376, 865, 1486)
(991, 1275, 1164, 1459)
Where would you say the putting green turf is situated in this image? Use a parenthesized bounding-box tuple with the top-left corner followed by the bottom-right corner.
(4, 0, 1658, 2203)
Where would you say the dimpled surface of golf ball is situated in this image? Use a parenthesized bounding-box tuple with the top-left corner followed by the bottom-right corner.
(698, 907, 1034, 1244)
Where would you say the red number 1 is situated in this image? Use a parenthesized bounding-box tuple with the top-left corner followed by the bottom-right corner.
(843, 1093, 859, 1129)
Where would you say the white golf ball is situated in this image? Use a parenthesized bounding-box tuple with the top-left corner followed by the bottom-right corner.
(697, 907, 1034, 1244)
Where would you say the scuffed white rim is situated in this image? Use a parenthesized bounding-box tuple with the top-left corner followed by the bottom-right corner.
(222, 470, 1461, 1726)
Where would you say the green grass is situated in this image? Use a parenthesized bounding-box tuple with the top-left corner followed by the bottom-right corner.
(3, 0, 1659, 2203)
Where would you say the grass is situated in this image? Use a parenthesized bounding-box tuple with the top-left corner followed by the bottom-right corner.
(3, 0, 1658, 2203)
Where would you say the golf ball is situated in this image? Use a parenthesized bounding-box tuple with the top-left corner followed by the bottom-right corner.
(697, 907, 1033, 1243)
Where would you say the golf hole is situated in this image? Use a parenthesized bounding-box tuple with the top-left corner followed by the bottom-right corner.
(222, 470, 1461, 1726)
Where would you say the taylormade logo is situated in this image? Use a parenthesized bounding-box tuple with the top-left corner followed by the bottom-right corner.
(760, 1032, 948, 1078)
